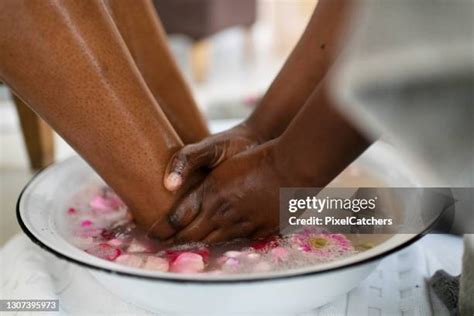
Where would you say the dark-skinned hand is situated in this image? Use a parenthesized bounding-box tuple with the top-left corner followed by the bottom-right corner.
(164, 140, 291, 244)
(164, 123, 264, 192)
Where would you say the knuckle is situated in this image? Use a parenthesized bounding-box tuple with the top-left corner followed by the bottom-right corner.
(207, 144, 227, 168)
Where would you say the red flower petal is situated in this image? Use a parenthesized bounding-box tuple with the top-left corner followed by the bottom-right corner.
(67, 207, 77, 214)
(100, 229, 115, 241)
(250, 236, 279, 251)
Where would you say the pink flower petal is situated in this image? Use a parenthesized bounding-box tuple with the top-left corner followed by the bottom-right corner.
(81, 220, 93, 227)
(107, 238, 123, 247)
(127, 239, 153, 253)
(221, 257, 239, 272)
(289, 231, 354, 257)
(115, 254, 143, 268)
(143, 257, 169, 272)
(216, 256, 228, 266)
(170, 252, 204, 273)
(270, 247, 289, 261)
(90, 195, 121, 212)
(242, 252, 261, 261)
(166, 247, 209, 264)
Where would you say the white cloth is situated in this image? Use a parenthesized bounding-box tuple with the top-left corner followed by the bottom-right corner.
(0, 233, 463, 315)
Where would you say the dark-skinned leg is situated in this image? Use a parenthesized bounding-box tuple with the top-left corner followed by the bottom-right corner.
(104, 0, 209, 144)
(0, 0, 187, 239)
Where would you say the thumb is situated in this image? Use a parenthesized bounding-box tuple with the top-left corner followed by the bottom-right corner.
(164, 143, 222, 191)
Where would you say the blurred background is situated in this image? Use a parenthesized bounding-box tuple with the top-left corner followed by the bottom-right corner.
(0, 0, 318, 245)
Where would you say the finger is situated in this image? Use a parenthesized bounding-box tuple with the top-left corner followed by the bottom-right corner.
(170, 175, 221, 242)
(209, 200, 241, 226)
(167, 188, 202, 230)
(173, 211, 215, 242)
(203, 222, 256, 244)
(146, 216, 177, 240)
(164, 143, 222, 191)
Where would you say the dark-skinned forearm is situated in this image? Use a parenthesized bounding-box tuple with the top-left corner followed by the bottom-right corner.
(245, 0, 355, 141)
(274, 82, 371, 187)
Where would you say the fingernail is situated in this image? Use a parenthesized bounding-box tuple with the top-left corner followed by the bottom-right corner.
(165, 172, 182, 191)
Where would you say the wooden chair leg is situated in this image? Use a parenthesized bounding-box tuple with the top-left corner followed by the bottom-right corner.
(190, 39, 211, 83)
(12, 93, 55, 170)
